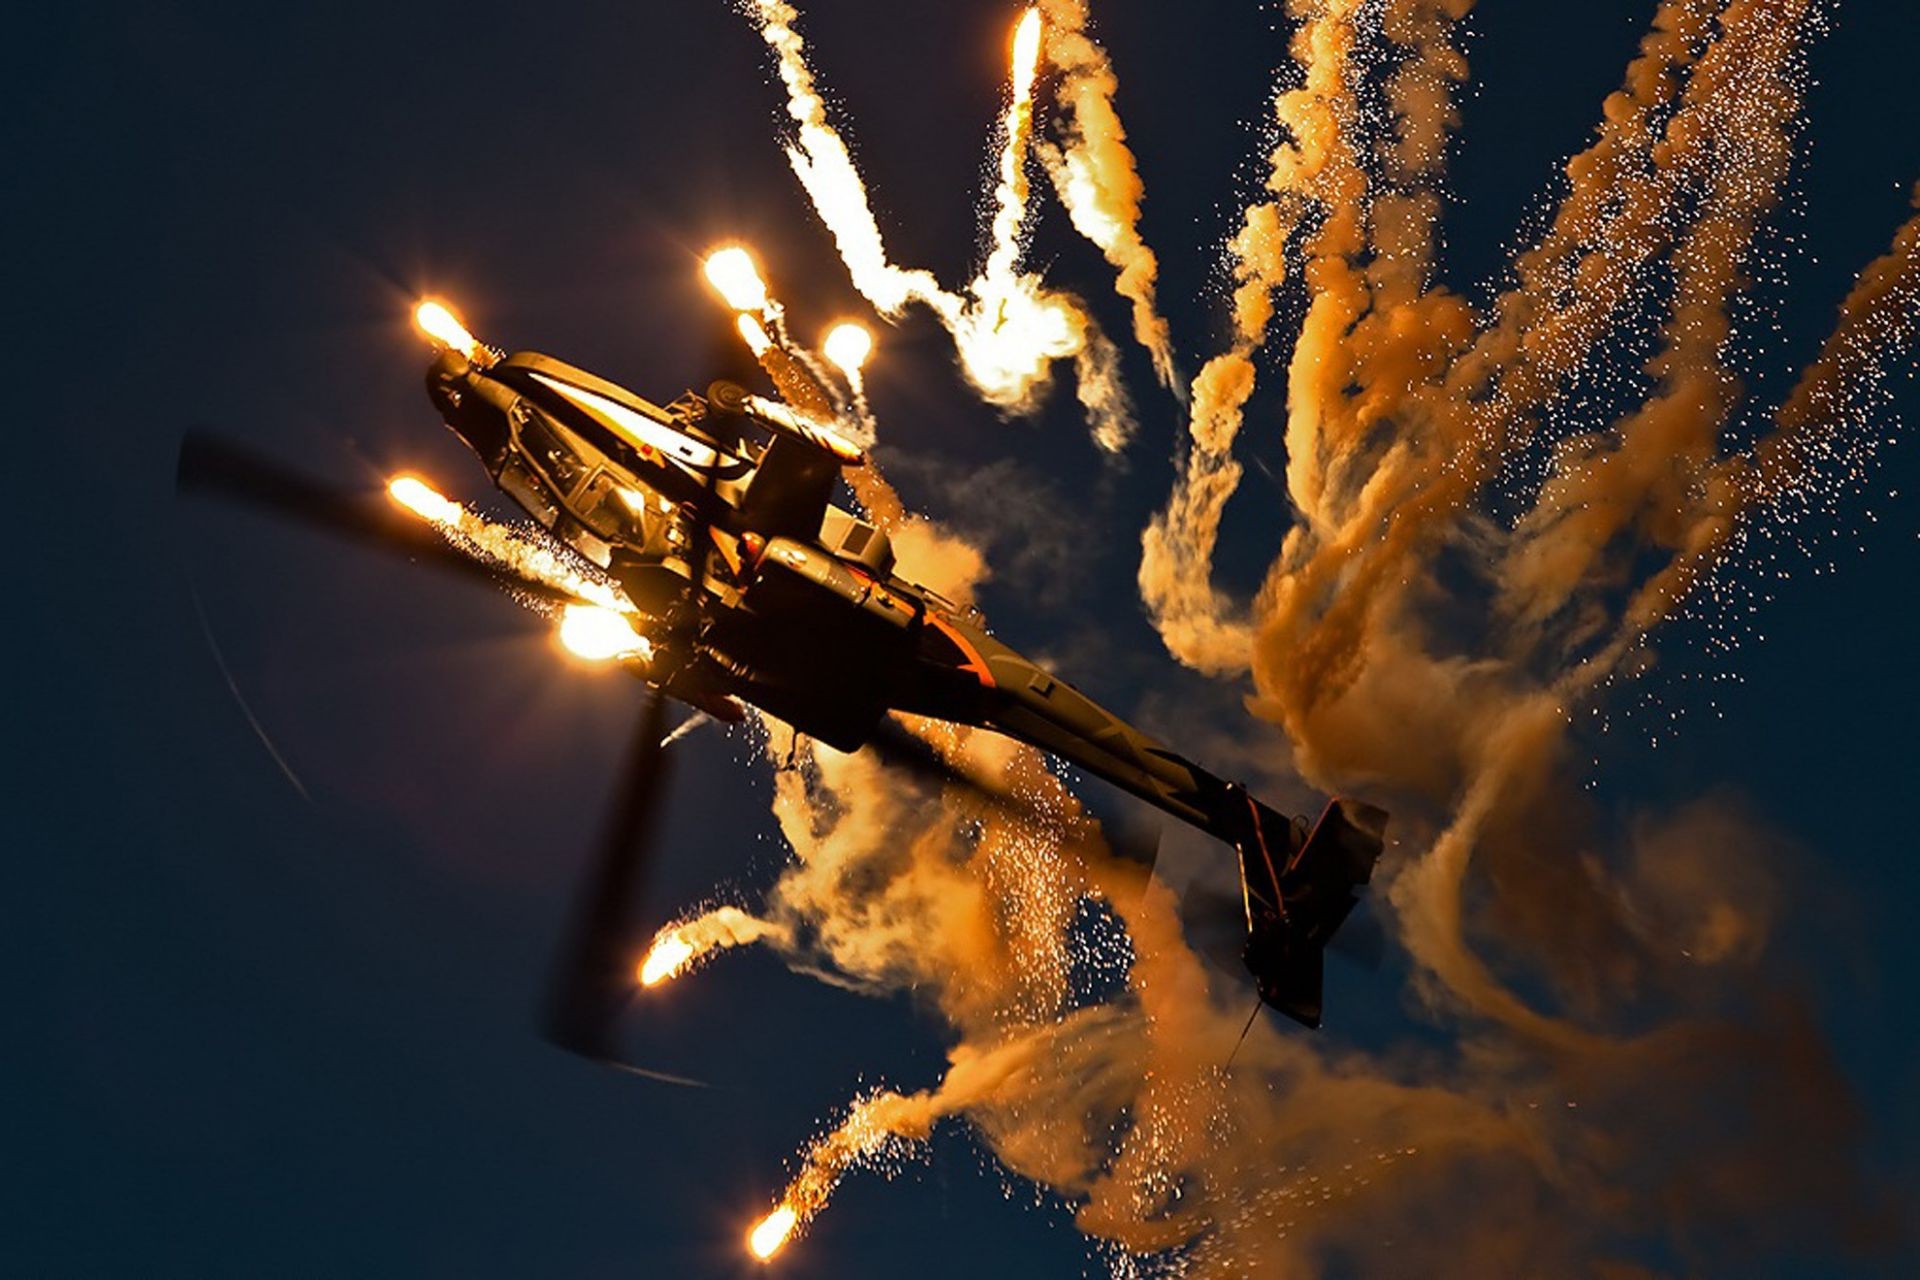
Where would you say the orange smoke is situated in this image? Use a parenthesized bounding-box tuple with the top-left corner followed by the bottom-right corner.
(707, 0, 1914, 1272)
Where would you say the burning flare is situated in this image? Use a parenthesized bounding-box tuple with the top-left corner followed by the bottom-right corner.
(556, 604, 649, 663)
(413, 299, 485, 362)
(1010, 7, 1043, 97)
(639, 933, 696, 987)
(637, 907, 793, 987)
(387, 475, 460, 525)
(741, 1082, 948, 1263)
(822, 321, 872, 379)
(704, 246, 771, 313)
(747, 1205, 798, 1261)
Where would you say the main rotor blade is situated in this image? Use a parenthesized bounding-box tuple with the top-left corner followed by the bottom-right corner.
(543, 688, 682, 1070)
(176, 431, 583, 608)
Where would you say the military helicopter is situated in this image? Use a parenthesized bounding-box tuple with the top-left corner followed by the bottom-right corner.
(178, 286, 1385, 1057)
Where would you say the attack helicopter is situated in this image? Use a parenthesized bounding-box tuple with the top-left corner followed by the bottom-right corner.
(178, 283, 1385, 1059)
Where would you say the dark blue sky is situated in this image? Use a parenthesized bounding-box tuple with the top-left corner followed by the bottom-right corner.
(10, 2, 1918, 1275)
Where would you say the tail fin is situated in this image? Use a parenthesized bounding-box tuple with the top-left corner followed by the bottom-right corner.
(1227, 793, 1386, 1028)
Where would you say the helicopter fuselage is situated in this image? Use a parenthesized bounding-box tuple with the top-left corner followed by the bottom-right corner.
(424, 343, 1384, 1027)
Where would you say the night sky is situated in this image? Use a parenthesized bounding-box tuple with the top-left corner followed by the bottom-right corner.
(11, 2, 1920, 1276)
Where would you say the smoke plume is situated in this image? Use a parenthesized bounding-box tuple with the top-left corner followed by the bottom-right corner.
(683, 1, 1917, 1273)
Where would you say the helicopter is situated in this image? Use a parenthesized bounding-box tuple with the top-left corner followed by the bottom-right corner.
(178, 292, 1386, 1058)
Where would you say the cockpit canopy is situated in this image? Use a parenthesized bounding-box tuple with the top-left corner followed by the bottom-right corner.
(429, 349, 759, 567)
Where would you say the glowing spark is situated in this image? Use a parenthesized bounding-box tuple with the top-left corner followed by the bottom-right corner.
(556, 604, 649, 663)
(748, 1205, 797, 1261)
(704, 246, 770, 313)
(639, 932, 697, 987)
(413, 299, 483, 361)
(822, 321, 872, 378)
(737, 313, 774, 357)
(387, 475, 460, 525)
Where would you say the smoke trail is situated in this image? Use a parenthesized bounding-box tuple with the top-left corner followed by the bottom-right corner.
(1248, 0, 1753, 759)
(1139, 0, 1378, 675)
(984, 8, 1044, 296)
(742, 0, 1134, 449)
(1757, 188, 1920, 494)
(1035, 0, 1179, 390)
(1496, 0, 1816, 632)
(1584, 188, 1920, 682)
(1233, 0, 1881, 1026)
(660, 710, 711, 750)
(744, 0, 962, 320)
(1224, 0, 1718, 712)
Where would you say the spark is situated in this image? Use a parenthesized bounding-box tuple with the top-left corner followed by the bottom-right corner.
(704, 246, 771, 313)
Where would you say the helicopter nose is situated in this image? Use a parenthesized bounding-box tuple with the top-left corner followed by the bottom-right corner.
(426, 356, 512, 468)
